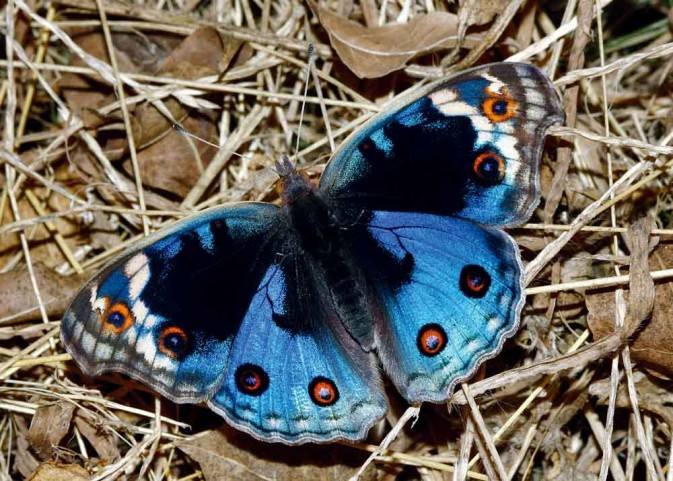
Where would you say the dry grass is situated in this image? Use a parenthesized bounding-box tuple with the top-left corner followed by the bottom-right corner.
(1, 0, 673, 480)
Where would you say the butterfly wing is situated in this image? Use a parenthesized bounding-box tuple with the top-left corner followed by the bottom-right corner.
(208, 255, 387, 444)
(61, 203, 281, 403)
(349, 210, 522, 402)
(319, 62, 563, 226)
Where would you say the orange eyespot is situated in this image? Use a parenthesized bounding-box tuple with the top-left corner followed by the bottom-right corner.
(235, 363, 269, 396)
(309, 377, 339, 406)
(473, 152, 505, 185)
(102, 300, 133, 334)
(417, 324, 447, 357)
(158, 326, 189, 359)
(482, 95, 517, 123)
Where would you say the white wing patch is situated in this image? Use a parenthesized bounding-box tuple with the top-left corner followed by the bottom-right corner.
(125, 253, 151, 300)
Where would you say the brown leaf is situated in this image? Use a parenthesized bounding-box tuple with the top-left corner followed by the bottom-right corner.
(72, 410, 120, 461)
(310, 1, 458, 78)
(28, 462, 90, 481)
(59, 27, 241, 198)
(0, 262, 87, 323)
(129, 27, 237, 149)
(57, 30, 141, 128)
(27, 402, 76, 460)
(123, 27, 241, 197)
(178, 428, 377, 481)
(587, 224, 672, 375)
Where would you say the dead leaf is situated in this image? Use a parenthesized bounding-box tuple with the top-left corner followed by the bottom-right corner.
(72, 410, 120, 461)
(57, 29, 141, 128)
(27, 402, 76, 460)
(128, 27, 235, 149)
(587, 225, 671, 375)
(29, 462, 90, 481)
(0, 262, 87, 323)
(59, 27, 242, 198)
(178, 428, 377, 481)
(124, 27, 242, 197)
(310, 1, 459, 78)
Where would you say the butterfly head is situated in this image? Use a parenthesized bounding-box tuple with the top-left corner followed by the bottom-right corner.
(275, 155, 314, 205)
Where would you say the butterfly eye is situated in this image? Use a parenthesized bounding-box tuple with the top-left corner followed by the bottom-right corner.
(309, 377, 339, 406)
(473, 152, 505, 185)
(460, 265, 491, 298)
(235, 363, 269, 396)
(102, 300, 133, 334)
(158, 326, 190, 359)
(417, 323, 447, 357)
(482, 94, 517, 123)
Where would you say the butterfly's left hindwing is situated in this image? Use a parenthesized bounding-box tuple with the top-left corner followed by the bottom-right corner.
(61, 203, 281, 403)
(350, 211, 523, 402)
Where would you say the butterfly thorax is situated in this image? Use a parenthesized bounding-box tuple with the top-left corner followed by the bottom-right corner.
(278, 161, 375, 349)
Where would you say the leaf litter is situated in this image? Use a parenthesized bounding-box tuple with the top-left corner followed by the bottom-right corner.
(1, 0, 673, 480)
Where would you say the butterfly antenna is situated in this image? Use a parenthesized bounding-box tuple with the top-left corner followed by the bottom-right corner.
(293, 43, 315, 160)
(171, 121, 274, 165)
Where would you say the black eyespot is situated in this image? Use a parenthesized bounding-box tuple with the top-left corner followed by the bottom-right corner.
(492, 99, 508, 115)
(157, 326, 190, 359)
(417, 323, 447, 357)
(309, 377, 339, 406)
(235, 363, 269, 396)
(107, 311, 125, 329)
(473, 152, 505, 185)
(460, 265, 491, 298)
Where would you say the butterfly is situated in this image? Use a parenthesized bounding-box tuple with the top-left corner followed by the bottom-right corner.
(61, 62, 563, 444)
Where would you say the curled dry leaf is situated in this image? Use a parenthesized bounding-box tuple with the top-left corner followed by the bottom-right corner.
(309, 0, 460, 78)
(27, 402, 76, 460)
(28, 462, 90, 481)
(0, 262, 87, 323)
(586, 221, 672, 375)
(177, 428, 377, 481)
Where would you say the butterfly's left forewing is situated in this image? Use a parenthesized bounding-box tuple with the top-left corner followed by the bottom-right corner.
(61, 203, 281, 403)
(320, 62, 563, 226)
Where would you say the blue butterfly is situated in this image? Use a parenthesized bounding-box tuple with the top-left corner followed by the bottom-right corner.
(61, 62, 563, 444)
